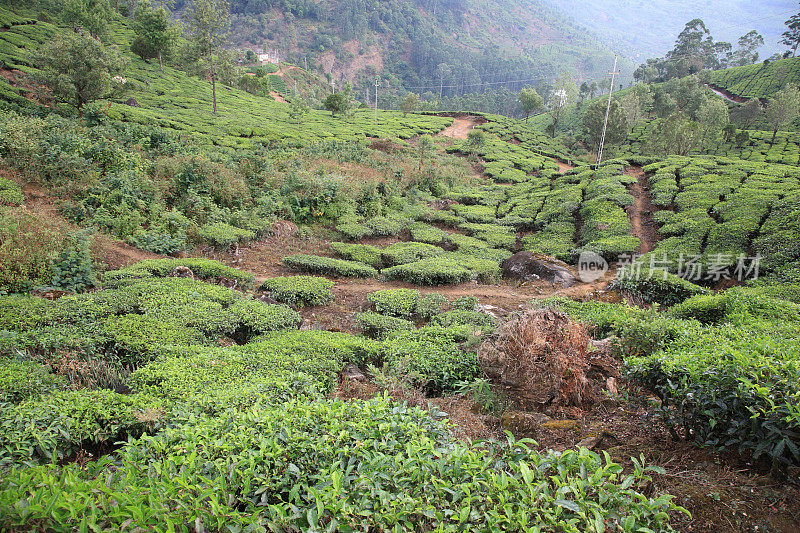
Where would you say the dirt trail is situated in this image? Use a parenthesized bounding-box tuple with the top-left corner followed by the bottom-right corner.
(705, 83, 750, 104)
(624, 166, 660, 254)
(439, 116, 481, 140)
(270, 90, 286, 103)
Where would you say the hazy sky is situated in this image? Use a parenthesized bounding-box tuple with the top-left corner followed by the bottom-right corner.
(550, 0, 796, 59)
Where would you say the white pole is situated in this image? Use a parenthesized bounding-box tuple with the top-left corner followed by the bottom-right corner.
(374, 77, 379, 124)
(596, 55, 619, 168)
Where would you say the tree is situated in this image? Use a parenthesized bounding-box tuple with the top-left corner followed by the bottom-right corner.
(618, 84, 652, 127)
(131, 0, 180, 73)
(62, 0, 111, 38)
(765, 83, 800, 143)
(647, 112, 700, 156)
(518, 86, 542, 121)
(732, 30, 764, 66)
(735, 98, 763, 129)
(697, 98, 729, 150)
(323, 92, 350, 116)
(33, 32, 126, 115)
(546, 74, 576, 136)
(465, 129, 485, 154)
(782, 8, 800, 57)
(288, 98, 309, 122)
(400, 92, 419, 116)
(417, 134, 434, 169)
(582, 98, 628, 154)
(186, 0, 230, 115)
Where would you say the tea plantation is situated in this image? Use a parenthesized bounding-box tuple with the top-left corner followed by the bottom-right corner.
(1, 0, 800, 530)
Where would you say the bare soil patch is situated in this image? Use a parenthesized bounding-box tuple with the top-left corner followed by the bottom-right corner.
(625, 166, 660, 254)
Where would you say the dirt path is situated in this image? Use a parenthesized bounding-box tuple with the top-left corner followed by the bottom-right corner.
(705, 83, 750, 104)
(270, 90, 286, 103)
(439, 116, 481, 140)
(624, 167, 660, 254)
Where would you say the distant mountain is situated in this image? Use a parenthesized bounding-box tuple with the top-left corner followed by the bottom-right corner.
(189, 0, 635, 100)
(545, 0, 791, 63)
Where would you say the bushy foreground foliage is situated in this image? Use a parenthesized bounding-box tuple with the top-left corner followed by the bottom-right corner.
(0, 396, 684, 532)
(543, 286, 800, 471)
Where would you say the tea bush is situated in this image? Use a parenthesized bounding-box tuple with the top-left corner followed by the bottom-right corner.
(0, 175, 23, 206)
(329, 241, 383, 267)
(432, 309, 497, 332)
(283, 254, 378, 277)
(103, 258, 254, 289)
(415, 292, 449, 320)
(408, 221, 447, 244)
(198, 221, 256, 249)
(0, 396, 683, 531)
(382, 253, 500, 285)
(259, 275, 335, 307)
(612, 268, 709, 306)
(383, 326, 478, 391)
(0, 358, 66, 404)
(367, 288, 421, 318)
(381, 241, 445, 266)
(356, 311, 415, 339)
(0, 389, 164, 466)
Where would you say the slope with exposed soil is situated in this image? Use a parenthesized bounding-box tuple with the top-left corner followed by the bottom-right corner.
(624, 166, 660, 254)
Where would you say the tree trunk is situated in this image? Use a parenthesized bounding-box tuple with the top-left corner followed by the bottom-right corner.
(771, 128, 778, 144)
(158, 50, 163, 73)
(210, 53, 217, 115)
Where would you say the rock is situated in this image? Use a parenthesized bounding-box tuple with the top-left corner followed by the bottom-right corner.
(605, 377, 618, 396)
(500, 410, 552, 436)
(500, 252, 578, 288)
(256, 293, 279, 305)
(170, 266, 194, 279)
(124, 97, 140, 107)
(341, 364, 367, 382)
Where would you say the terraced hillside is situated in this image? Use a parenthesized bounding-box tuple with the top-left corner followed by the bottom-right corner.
(1, 2, 800, 531)
(704, 57, 800, 101)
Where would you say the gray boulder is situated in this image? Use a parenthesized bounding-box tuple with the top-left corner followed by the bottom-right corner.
(501, 252, 577, 287)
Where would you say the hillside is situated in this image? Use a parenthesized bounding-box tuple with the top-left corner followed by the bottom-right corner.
(705, 56, 800, 100)
(218, 0, 632, 100)
(1, 2, 800, 531)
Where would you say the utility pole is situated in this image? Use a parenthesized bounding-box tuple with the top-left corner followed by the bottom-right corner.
(374, 77, 380, 124)
(596, 55, 619, 168)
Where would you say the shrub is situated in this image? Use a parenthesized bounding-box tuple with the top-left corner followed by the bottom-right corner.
(408, 221, 447, 244)
(367, 288, 421, 318)
(0, 390, 164, 466)
(259, 276, 335, 307)
(222, 299, 302, 342)
(0, 175, 23, 206)
(381, 241, 444, 266)
(0, 359, 66, 404)
(382, 254, 500, 285)
(415, 293, 448, 320)
(356, 311, 415, 339)
(0, 396, 683, 531)
(329, 242, 382, 267)
(49, 233, 96, 293)
(283, 254, 377, 278)
(103, 258, 254, 289)
(452, 295, 478, 311)
(198, 222, 255, 249)
(612, 267, 709, 306)
(0, 208, 65, 293)
(383, 326, 478, 391)
(431, 309, 496, 332)
(365, 216, 403, 236)
(335, 222, 373, 240)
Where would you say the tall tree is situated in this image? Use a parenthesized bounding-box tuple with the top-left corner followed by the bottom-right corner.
(323, 92, 350, 116)
(697, 98, 729, 150)
(735, 98, 763, 129)
(400, 93, 419, 116)
(63, 0, 112, 38)
(582, 98, 628, 154)
(732, 30, 764, 66)
(132, 0, 180, 73)
(546, 74, 576, 136)
(33, 32, 126, 115)
(765, 83, 800, 143)
(781, 7, 800, 57)
(186, 0, 230, 115)
(518, 86, 542, 122)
